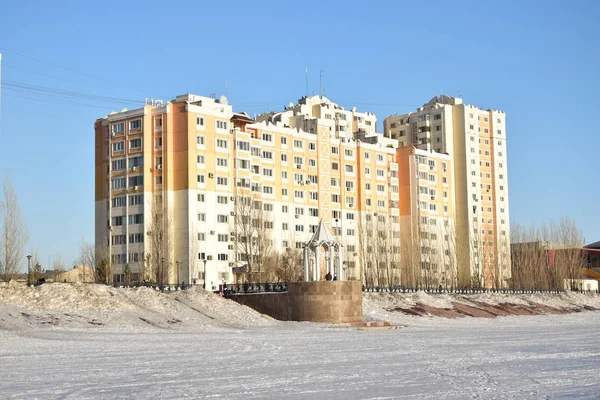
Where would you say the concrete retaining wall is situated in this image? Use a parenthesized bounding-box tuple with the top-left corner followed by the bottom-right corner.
(228, 281, 363, 323)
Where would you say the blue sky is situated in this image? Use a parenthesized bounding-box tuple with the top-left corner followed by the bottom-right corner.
(0, 0, 598, 270)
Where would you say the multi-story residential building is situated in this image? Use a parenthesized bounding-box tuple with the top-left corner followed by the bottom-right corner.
(384, 95, 511, 288)
(96, 94, 402, 287)
(95, 93, 510, 289)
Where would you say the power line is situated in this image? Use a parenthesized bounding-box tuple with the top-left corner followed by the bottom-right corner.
(0, 50, 165, 97)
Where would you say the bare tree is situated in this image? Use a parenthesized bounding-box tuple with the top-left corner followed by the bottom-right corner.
(278, 246, 303, 282)
(400, 213, 422, 289)
(52, 255, 65, 271)
(232, 195, 273, 283)
(145, 193, 172, 287)
(0, 177, 29, 281)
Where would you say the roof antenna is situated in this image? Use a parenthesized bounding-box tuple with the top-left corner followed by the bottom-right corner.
(458, 89, 462, 98)
(319, 69, 325, 98)
(305, 67, 309, 97)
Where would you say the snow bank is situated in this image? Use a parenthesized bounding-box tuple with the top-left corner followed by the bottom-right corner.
(0, 282, 277, 332)
(363, 290, 600, 325)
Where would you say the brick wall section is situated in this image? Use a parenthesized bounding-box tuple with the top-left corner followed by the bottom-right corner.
(228, 281, 363, 323)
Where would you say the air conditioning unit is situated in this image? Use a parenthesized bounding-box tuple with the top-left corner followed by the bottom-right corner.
(228, 244, 234, 250)
(443, 168, 447, 172)
(353, 252, 358, 256)
(208, 173, 214, 178)
(296, 164, 302, 169)
(132, 166, 138, 171)
(430, 166, 434, 170)
(230, 211, 235, 216)
(306, 180, 311, 184)
(228, 262, 234, 267)
(108, 225, 113, 231)
(156, 164, 162, 170)
(295, 215, 300, 219)
(207, 255, 213, 261)
(431, 196, 435, 200)
(210, 230, 216, 235)
(230, 196, 235, 201)
(349, 204, 354, 208)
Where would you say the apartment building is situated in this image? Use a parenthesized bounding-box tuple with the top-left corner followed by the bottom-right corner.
(384, 95, 511, 288)
(96, 94, 403, 287)
(95, 92, 510, 289)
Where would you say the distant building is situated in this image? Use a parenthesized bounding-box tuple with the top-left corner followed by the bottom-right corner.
(53, 264, 94, 283)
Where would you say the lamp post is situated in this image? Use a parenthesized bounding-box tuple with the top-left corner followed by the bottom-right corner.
(202, 259, 208, 289)
(26, 255, 32, 286)
(176, 260, 181, 288)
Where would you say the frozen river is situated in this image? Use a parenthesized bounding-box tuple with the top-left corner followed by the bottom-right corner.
(1, 312, 599, 399)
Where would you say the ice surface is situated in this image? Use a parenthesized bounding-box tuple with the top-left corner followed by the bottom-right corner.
(0, 282, 599, 399)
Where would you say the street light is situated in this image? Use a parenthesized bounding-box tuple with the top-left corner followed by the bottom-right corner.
(26, 255, 32, 286)
(202, 259, 208, 289)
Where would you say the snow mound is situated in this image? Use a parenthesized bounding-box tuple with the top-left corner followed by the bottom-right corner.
(0, 283, 278, 332)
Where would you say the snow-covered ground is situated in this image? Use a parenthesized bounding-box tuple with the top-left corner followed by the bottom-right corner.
(0, 283, 599, 399)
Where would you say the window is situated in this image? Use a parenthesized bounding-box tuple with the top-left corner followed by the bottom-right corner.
(331, 178, 339, 187)
(347, 229, 355, 236)
(309, 159, 316, 167)
(197, 174, 205, 184)
(112, 122, 124, 134)
(293, 156, 303, 165)
(332, 162, 339, 170)
(129, 119, 141, 130)
(309, 142, 316, 151)
(281, 136, 287, 145)
(345, 181, 354, 191)
(263, 186, 273, 194)
(344, 149, 353, 157)
(197, 135, 205, 146)
(293, 139, 303, 149)
(377, 200, 385, 208)
(197, 117, 204, 126)
(111, 177, 126, 190)
(217, 234, 228, 242)
(262, 168, 273, 177)
(216, 158, 228, 168)
(218, 253, 229, 261)
(377, 184, 385, 193)
(282, 188, 288, 196)
(237, 159, 249, 169)
(262, 133, 273, 142)
(262, 151, 273, 160)
(294, 190, 304, 199)
(331, 146, 339, 154)
(217, 196, 228, 204)
(111, 159, 126, 171)
(376, 169, 384, 177)
(365, 167, 370, 175)
(263, 203, 273, 211)
(345, 165, 354, 173)
(216, 120, 228, 130)
(295, 225, 304, 232)
(111, 196, 126, 208)
(236, 140, 250, 151)
(281, 154, 287, 162)
(365, 182, 371, 191)
(309, 208, 319, 217)
(377, 154, 384, 163)
(282, 223, 288, 231)
(128, 214, 143, 225)
(216, 139, 228, 149)
(112, 142, 124, 152)
(217, 215, 229, 223)
(198, 213, 206, 222)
